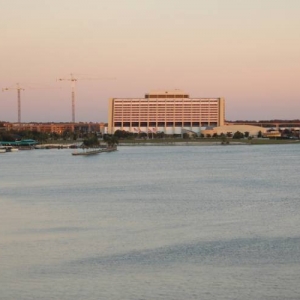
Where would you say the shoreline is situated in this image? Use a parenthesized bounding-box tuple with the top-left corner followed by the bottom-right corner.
(118, 139, 300, 146)
(13, 139, 299, 149)
(118, 141, 244, 146)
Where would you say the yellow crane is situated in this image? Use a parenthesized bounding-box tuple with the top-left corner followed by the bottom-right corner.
(2, 83, 25, 123)
(57, 73, 115, 123)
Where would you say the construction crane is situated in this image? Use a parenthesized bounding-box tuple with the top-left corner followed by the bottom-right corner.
(57, 73, 115, 123)
(2, 83, 61, 123)
(2, 83, 25, 123)
(57, 74, 77, 123)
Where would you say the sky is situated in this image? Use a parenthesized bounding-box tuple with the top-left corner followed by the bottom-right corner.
(1, 0, 300, 123)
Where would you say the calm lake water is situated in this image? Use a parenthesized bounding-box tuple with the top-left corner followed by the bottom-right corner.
(1, 145, 300, 300)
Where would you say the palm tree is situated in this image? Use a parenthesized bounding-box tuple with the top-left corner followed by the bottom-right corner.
(104, 135, 119, 148)
(83, 134, 99, 148)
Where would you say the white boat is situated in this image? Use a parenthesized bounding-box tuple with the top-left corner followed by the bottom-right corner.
(72, 149, 102, 156)
(101, 146, 117, 152)
(72, 146, 117, 156)
(2, 146, 19, 152)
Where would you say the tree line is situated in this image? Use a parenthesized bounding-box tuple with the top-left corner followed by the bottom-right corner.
(0, 129, 101, 143)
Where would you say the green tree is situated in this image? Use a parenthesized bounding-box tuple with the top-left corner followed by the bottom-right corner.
(104, 135, 119, 148)
(139, 132, 147, 139)
(72, 132, 78, 141)
(233, 131, 244, 139)
(0, 132, 15, 141)
(221, 136, 229, 145)
(114, 130, 135, 140)
(62, 130, 71, 140)
(50, 132, 59, 140)
(83, 133, 99, 148)
(37, 132, 49, 143)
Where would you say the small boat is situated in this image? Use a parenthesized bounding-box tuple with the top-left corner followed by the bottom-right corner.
(72, 146, 117, 156)
(72, 149, 102, 156)
(4, 146, 19, 152)
(101, 146, 117, 152)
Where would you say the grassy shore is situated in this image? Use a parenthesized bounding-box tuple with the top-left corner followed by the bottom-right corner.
(37, 138, 300, 147)
(118, 138, 300, 146)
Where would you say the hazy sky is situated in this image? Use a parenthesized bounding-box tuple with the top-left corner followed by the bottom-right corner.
(1, 0, 300, 122)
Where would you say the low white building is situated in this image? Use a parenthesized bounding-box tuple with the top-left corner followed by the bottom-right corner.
(202, 124, 267, 137)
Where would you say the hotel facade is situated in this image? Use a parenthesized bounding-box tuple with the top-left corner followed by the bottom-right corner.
(108, 90, 225, 135)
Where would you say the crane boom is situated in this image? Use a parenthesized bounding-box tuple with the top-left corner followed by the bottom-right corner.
(2, 83, 60, 123)
(57, 74, 78, 123)
(2, 83, 25, 123)
(57, 73, 115, 124)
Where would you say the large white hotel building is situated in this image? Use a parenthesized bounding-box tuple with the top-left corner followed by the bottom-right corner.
(108, 90, 225, 135)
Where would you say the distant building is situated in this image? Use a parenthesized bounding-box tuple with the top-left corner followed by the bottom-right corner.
(3, 122, 106, 134)
(201, 124, 267, 137)
(262, 130, 281, 138)
(108, 90, 225, 135)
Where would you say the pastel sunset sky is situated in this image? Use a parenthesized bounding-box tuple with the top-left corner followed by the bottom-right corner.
(1, 0, 300, 122)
